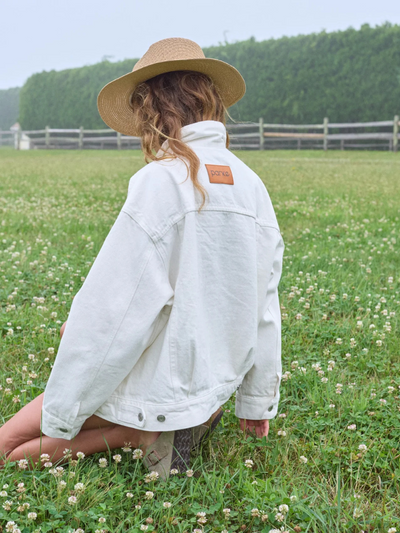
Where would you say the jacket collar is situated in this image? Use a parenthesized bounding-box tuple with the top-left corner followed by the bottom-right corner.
(157, 120, 227, 156)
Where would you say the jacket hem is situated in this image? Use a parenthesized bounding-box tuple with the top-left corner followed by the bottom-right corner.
(93, 378, 243, 432)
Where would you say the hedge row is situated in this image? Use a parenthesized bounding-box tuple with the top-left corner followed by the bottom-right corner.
(0, 87, 20, 130)
(18, 22, 400, 130)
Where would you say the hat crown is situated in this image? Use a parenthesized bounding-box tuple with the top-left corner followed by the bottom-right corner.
(133, 38, 205, 72)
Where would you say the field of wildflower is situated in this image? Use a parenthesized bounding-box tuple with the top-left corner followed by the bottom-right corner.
(0, 147, 399, 533)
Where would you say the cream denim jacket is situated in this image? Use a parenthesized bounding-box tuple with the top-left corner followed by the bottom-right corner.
(41, 120, 284, 440)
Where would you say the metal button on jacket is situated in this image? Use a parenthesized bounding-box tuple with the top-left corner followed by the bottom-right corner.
(157, 415, 166, 422)
(138, 413, 144, 421)
(58, 428, 68, 433)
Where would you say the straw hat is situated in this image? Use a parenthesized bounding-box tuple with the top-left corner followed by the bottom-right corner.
(97, 37, 246, 137)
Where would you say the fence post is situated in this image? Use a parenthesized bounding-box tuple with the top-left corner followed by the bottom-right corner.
(323, 117, 329, 151)
(45, 126, 50, 149)
(14, 125, 22, 150)
(79, 126, 84, 150)
(259, 117, 264, 150)
(117, 131, 121, 150)
(393, 115, 399, 153)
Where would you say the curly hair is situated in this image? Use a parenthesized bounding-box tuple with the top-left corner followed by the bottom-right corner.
(129, 70, 230, 212)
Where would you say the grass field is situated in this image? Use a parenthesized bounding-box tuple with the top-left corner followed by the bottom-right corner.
(0, 148, 399, 533)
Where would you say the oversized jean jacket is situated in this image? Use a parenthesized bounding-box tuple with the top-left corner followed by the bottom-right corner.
(41, 120, 285, 440)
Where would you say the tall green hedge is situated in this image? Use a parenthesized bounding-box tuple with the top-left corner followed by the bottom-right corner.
(19, 22, 400, 129)
(19, 59, 137, 130)
(206, 22, 400, 123)
(0, 87, 20, 130)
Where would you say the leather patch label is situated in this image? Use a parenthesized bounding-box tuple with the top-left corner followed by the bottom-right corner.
(205, 164, 234, 185)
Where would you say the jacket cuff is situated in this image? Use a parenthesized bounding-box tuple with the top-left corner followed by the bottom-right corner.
(235, 391, 280, 420)
(40, 406, 81, 441)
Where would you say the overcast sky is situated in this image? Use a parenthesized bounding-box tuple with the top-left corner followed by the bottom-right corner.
(1, 0, 400, 90)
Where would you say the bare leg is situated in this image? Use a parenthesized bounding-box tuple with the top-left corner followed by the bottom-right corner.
(0, 393, 161, 466)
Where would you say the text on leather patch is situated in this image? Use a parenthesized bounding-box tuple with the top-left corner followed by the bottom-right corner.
(205, 164, 234, 185)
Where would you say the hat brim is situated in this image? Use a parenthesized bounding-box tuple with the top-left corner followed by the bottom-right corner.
(97, 57, 246, 137)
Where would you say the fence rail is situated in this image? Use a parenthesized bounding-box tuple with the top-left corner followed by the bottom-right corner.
(1, 115, 399, 151)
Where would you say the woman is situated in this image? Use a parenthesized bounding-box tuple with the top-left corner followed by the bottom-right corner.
(0, 38, 284, 479)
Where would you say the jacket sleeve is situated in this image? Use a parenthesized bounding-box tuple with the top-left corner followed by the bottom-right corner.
(41, 209, 174, 440)
(235, 227, 284, 421)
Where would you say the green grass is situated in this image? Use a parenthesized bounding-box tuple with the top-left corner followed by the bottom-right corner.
(0, 148, 399, 533)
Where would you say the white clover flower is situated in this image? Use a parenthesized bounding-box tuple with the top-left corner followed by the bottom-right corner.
(277, 430, 287, 436)
(140, 526, 148, 531)
(321, 377, 328, 383)
(17, 459, 28, 469)
(98, 517, 106, 523)
(126, 492, 134, 498)
(145, 491, 154, 500)
(58, 480, 67, 489)
(223, 508, 231, 516)
(132, 449, 143, 459)
(27, 512, 37, 520)
(347, 424, 357, 431)
(76, 451, 85, 459)
(6, 522, 17, 532)
(279, 504, 289, 514)
(74, 483, 85, 493)
(376, 340, 383, 346)
(353, 507, 362, 518)
(98, 458, 108, 468)
(275, 512, 285, 522)
(380, 398, 387, 405)
(290, 495, 298, 502)
(388, 528, 397, 533)
(186, 469, 194, 477)
(251, 508, 260, 517)
(170, 468, 179, 475)
(68, 496, 77, 505)
(358, 444, 368, 452)
(244, 459, 254, 468)
(122, 443, 132, 452)
(40, 453, 50, 462)
(144, 471, 159, 483)
(329, 404, 335, 409)
(0, 491, 7, 497)
(163, 501, 172, 508)
(113, 454, 122, 463)
(299, 456, 308, 464)
(3, 501, 12, 511)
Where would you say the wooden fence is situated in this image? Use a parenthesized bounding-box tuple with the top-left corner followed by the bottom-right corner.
(1, 116, 399, 151)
